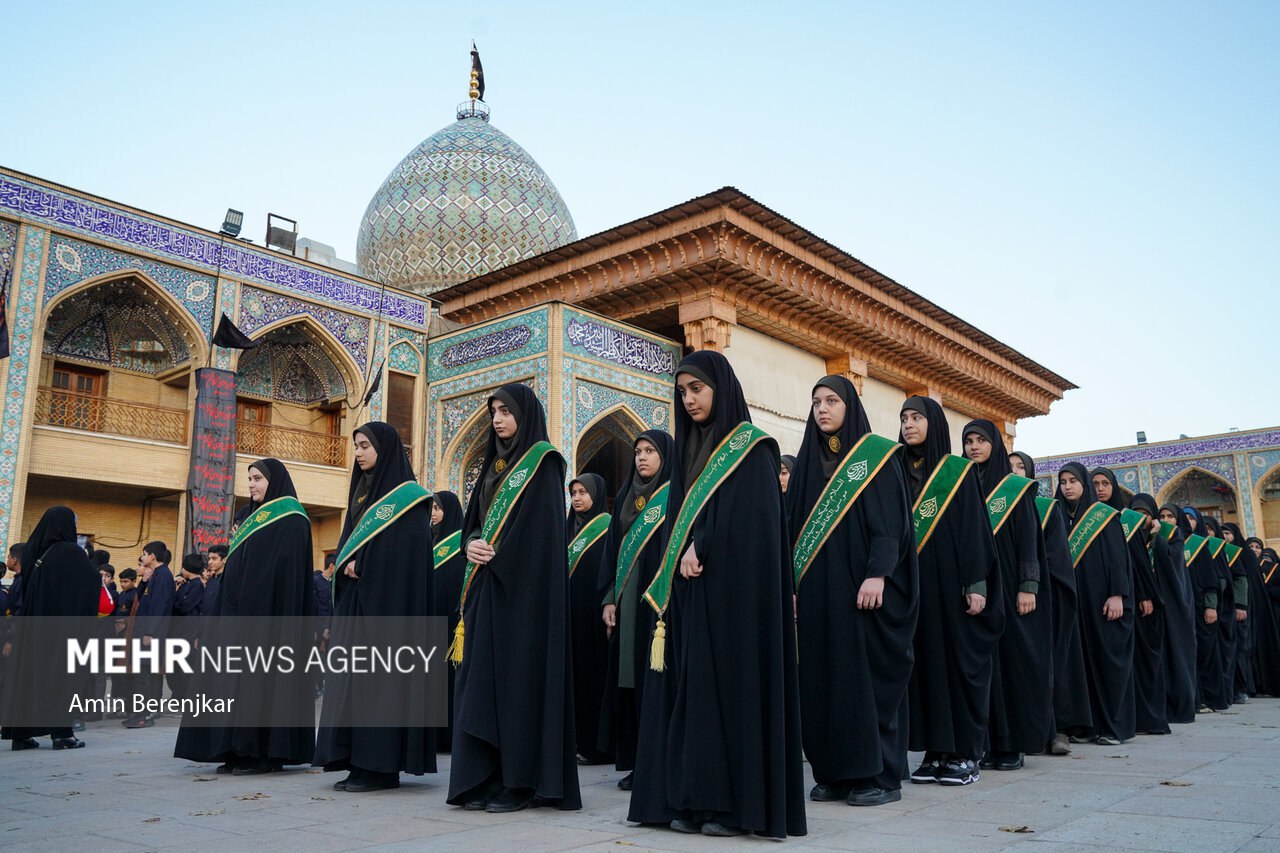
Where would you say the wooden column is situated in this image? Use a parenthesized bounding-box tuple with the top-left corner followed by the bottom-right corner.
(824, 354, 868, 395)
(679, 297, 736, 352)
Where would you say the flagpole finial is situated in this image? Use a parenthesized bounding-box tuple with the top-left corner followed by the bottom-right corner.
(457, 42, 490, 121)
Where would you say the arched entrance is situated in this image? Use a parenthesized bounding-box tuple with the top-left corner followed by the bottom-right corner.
(1257, 463, 1280, 546)
(1159, 467, 1241, 527)
(575, 407, 645, 511)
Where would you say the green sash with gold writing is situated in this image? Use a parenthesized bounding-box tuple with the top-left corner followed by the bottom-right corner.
(644, 422, 775, 670)
(449, 440, 558, 664)
(432, 530, 462, 570)
(912, 455, 973, 553)
(1149, 520, 1178, 561)
(568, 513, 612, 577)
(985, 474, 1036, 536)
(1119, 508, 1148, 543)
(615, 482, 669, 603)
(335, 481, 432, 568)
(1067, 502, 1118, 568)
(793, 434, 901, 587)
(1034, 496, 1056, 532)
(228, 496, 308, 556)
(1224, 542, 1242, 567)
(1184, 533, 1208, 566)
(1206, 537, 1226, 560)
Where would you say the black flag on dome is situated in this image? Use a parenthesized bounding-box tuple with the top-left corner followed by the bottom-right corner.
(471, 41, 485, 101)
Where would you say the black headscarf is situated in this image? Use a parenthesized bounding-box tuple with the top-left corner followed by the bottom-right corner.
(898, 395, 951, 500)
(1053, 461, 1096, 521)
(672, 351, 758, 491)
(1091, 467, 1125, 511)
(1201, 515, 1223, 539)
(617, 430, 675, 533)
(464, 383, 554, 536)
(249, 458, 299, 504)
(961, 418, 1010, 495)
(567, 473, 608, 536)
(23, 505, 78, 571)
(780, 455, 797, 475)
(1009, 450, 1036, 480)
(1246, 537, 1264, 551)
(341, 422, 415, 546)
(786, 376, 873, 532)
(1262, 548, 1279, 567)
(1169, 504, 1195, 540)
(1130, 493, 1159, 517)
(432, 490, 464, 541)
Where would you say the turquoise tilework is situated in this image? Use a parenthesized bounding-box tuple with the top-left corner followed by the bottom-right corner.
(0, 227, 46, 545)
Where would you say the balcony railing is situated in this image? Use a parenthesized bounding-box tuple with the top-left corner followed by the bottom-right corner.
(238, 420, 345, 467)
(35, 387, 188, 445)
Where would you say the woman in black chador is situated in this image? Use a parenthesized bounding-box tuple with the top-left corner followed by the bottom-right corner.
(175, 459, 316, 773)
(1230, 528, 1280, 697)
(1055, 463, 1135, 744)
(1182, 506, 1227, 711)
(963, 421, 1050, 771)
(788, 376, 917, 806)
(900, 397, 1002, 788)
(565, 473, 612, 766)
(1010, 451, 1091, 754)
(1156, 504, 1198, 723)
(431, 490, 464, 753)
(1, 506, 98, 751)
(601, 430, 674, 792)
(1125, 492, 1170, 735)
(446, 385, 580, 813)
(315, 423, 437, 792)
(1201, 514, 1239, 705)
(643, 350, 805, 839)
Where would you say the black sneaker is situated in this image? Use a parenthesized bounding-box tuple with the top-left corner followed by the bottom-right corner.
(936, 758, 979, 786)
(909, 754, 942, 784)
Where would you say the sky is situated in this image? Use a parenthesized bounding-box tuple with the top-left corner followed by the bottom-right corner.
(4, 0, 1277, 456)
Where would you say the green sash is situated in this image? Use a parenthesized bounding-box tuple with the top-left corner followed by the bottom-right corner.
(568, 513, 612, 577)
(1184, 533, 1208, 565)
(644, 423, 774, 618)
(1148, 520, 1177, 562)
(335, 481, 433, 568)
(792, 433, 901, 587)
(227, 496, 308, 556)
(912, 455, 973, 553)
(1224, 542, 1242, 566)
(1206, 537, 1226, 560)
(1034, 496, 1056, 532)
(432, 530, 462, 570)
(614, 482, 670, 603)
(1159, 520, 1177, 542)
(1067, 502, 1118, 568)
(985, 474, 1036, 536)
(1119, 508, 1148, 542)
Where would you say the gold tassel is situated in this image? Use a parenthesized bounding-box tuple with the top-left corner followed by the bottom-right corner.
(649, 619, 666, 672)
(448, 616, 465, 666)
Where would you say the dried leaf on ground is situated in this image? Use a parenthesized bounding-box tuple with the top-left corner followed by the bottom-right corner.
(190, 809, 224, 816)
(235, 792, 270, 800)
(999, 825, 1035, 833)
(193, 775, 217, 782)
(143, 818, 161, 823)
(1160, 780, 1193, 787)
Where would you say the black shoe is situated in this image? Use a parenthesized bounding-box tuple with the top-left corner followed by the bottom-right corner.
(979, 752, 997, 770)
(617, 772, 634, 791)
(11, 737, 39, 751)
(937, 758, 979, 786)
(462, 779, 501, 810)
(810, 782, 853, 802)
(670, 819, 703, 834)
(909, 754, 941, 784)
(51, 737, 85, 750)
(123, 716, 154, 729)
(848, 787, 902, 807)
(216, 762, 238, 775)
(332, 773, 354, 791)
(995, 752, 1024, 771)
(702, 821, 746, 837)
(486, 787, 535, 813)
(233, 760, 282, 776)
(345, 773, 400, 793)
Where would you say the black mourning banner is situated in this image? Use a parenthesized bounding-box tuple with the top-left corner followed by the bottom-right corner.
(185, 368, 238, 556)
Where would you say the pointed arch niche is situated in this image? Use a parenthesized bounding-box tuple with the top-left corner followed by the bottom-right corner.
(1158, 466, 1241, 527)
(575, 406, 645, 508)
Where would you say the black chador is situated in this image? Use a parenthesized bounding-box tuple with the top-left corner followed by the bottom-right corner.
(1, 506, 98, 749)
(431, 490, 464, 753)
(175, 459, 316, 772)
(1184, 507, 1227, 711)
(1201, 514, 1238, 706)
(900, 397, 1003, 785)
(601, 430, 674, 788)
(1261, 548, 1280, 670)
(315, 423, 437, 792)
(1156, 503, 1198, 723)
(639, 351, 806, 839)
(1055, 463, 1135, 743)
(1124, 492, 1170, 735)
(1238, 534, 1280, 697)
(446, 385, 581, 812)
(1011, 451, 1092, 749)
(565, 473, 613, 766)
(788, 377, 918, 803)
(965, 421, 1051, 767)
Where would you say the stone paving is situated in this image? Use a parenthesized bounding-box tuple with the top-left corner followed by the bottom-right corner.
(3, 699, 1279, 852)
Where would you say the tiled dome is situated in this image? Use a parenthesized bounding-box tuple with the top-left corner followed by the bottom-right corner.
(356, 109, 577, 295)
